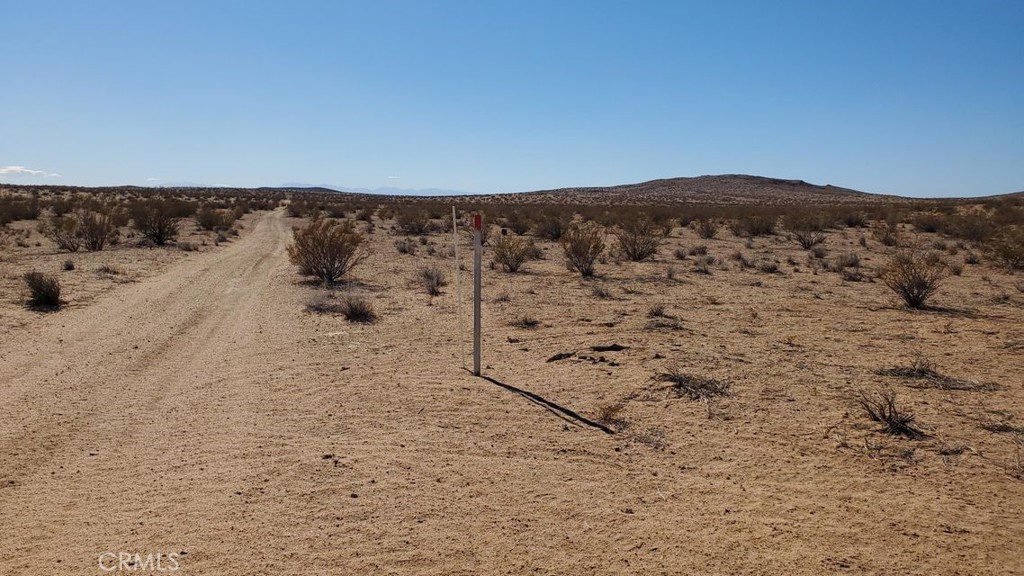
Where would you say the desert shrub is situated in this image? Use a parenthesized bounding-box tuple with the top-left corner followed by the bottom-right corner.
(0, 196, 40, 224)
(688, 244, 708, 256)
(594, 403, 626, 428)
(949, 212, 994, 243)
(178, 241, 199, 252)
(857, 390, 925, 439)
(77, 211, 115, 251)
(287, 218, 367, 285)
(673, 247, 687, 260)
(591, 285, 613, 299)
(511, 315, 540, 329)
(912, 212, 946, 233)
(730, 214, 776, 237)
(694, 218, 719, 239)
(561, 221, 605, 277)
(832, 252, 860, 270)
(338, 294, 377, 323)
(396, 208, 431, 235)
(195, 205, 236, 231)
(504, 210, 532, 235)
(23, 271, 62, 309)
(355, 206, 375, 222)
(492, 234, 530, 272)
(533, 211, 572, 241)
(730, 251, 754, 269)
(872, 221, 901, 247)
(305, 291, 340, 314)
(758, 260, 779, 273)
(63, 259, 75, 271)
(694, 255, 714, 274)
(658, 367, 730, 401)
(879, 248, 948, 309)
(130, 199, 181, 245)
(647, 304, 670, 318)
(985, 228, 1024, 272)
(524, 239, 544, 260)
(394, 238, 417, 255)
(286, 200, 304, 218)
(39, 214, 81, 252)
(785, 213, 828, 249)
(616, 219, 661, 261)
(839, 211, 868, 228)
(418, 265, 448, 295)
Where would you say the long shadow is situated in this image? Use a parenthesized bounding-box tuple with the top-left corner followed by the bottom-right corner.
(479, 375, 615, 435)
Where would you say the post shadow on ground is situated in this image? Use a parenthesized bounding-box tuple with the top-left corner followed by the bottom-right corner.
(474, 373, 615, 435)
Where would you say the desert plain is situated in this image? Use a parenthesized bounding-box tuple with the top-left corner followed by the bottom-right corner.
(1, 179, 1022, 575)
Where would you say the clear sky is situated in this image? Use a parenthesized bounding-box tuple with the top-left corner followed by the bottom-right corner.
(2, 1, 1022, 197)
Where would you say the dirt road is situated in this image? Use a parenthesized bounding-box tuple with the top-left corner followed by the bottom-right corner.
(2, 209, 1021, 575)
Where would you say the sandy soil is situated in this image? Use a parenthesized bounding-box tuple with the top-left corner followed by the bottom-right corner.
(1, 209, 1022, 575)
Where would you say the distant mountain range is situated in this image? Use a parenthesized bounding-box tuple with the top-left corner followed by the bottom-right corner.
(326, 175, 904, 205)
(278, 183, 474, 196)
(9, 175, 1020, 205)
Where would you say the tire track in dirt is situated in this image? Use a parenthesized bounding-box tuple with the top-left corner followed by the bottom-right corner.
(0, 210, 303, 573)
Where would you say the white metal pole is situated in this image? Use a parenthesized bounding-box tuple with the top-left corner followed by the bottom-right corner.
(453, 207, 465, 370)
(472, 214, 482, 376)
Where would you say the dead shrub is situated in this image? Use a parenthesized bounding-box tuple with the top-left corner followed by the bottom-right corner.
(287, 218, 367, 285)
(877, 354, 996, 391)
(832, 252, 861, 270)
(305, 291, 341, 314)
(418, 265, 448, 295)
(694, 218, 719, 239)
(511, 314, 540, 329)
(396, 208, 431, 235)
(39, 214, 81, 252)
(561, 221, 605, 277)
(857, 390, 925, 439)
(491, 234, 530, 272)
(647, 304, 671, 318)
(694, 255, 714, 275)
(985, 228, 1024, 272)
(949, 213, 994, 243)
(879, 248, 949, 309)
(195, 205, 236, 231)
(616, 219, 661, 261)
(338, 294, 377, 323)
(24, 271, 62, 309)
(730, 214, 776, 237)
(533, 212, 572, 241)
(785, 213, 828, 249)
(872, 222, 901, 247)
(394, 238, 417, 255)
(658, 367, 730, 401)
(595, 402, 628, 429)
(77, 211, 115, 251)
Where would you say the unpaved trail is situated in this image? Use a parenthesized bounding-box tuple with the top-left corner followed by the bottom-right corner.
(2, 209, 1021, 575)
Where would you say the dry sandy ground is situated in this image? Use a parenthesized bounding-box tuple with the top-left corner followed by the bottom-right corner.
(1, 209, 1022, 575)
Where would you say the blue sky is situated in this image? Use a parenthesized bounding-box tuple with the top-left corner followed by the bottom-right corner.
(2, 1, 1022, 197)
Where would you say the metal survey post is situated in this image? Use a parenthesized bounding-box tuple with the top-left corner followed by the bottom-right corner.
(472, 213, 482, 376)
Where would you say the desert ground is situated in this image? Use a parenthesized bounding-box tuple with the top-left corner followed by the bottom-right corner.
(1, 190, 1023, 575)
